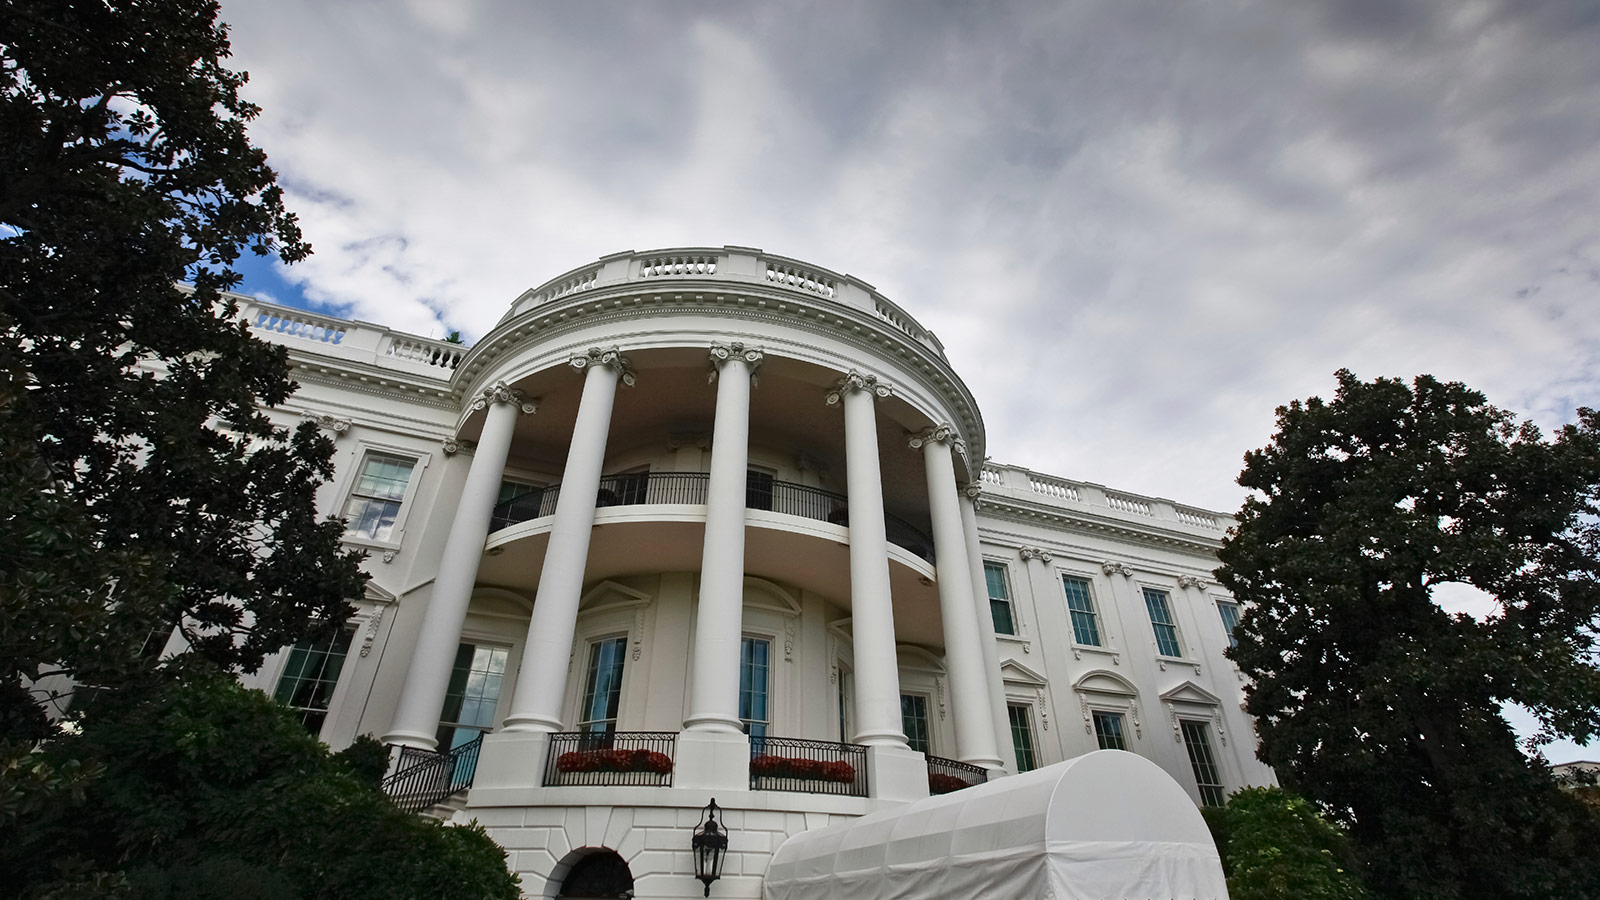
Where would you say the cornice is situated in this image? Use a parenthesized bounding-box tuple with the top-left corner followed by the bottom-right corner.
(286, 356, 458, 409)
(977, 491, 1226, 555)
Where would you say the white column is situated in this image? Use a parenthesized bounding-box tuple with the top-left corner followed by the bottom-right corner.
(826, 372, 908, 748)
(384, 382, 533, 749)
(502, 348, 634, 733)
(684, 343, 763, 733)
(960, 484, 1017, 773)
(913, 427, 1002, 769)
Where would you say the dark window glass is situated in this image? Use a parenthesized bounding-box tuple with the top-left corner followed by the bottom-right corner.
(985, 562, 1015, 635)
(901, 694, 931, 754)
(1008, 704, 1037, 772)
(1180, 719, 1226, 807)
(274, 628, 354, 733)
(1092, 710, 1127, 750)
(579, 637, 627, 732)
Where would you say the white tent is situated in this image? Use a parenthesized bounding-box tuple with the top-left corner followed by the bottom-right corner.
(763, 750, 1228, 900)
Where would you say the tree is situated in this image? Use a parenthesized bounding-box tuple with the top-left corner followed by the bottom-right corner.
(1, 676, 521, 899)
(0, 0, 366, 730)
(1204, 787, 1369, 900)
(1217, 370, 1600, 900)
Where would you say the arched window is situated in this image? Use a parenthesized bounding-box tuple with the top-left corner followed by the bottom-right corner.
(558, 849, 634, 899)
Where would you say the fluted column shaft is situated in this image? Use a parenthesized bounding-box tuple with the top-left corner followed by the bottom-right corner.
(503, 349, 631, 732)
(685, 345, 762, 732)
(831, 373, 908, 748)
(917, 429, 1003, 768)
(960, 486, 1016, 772)
(385, 386, 531, 748)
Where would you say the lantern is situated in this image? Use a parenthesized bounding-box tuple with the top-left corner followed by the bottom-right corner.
(691, 798, 729, 896)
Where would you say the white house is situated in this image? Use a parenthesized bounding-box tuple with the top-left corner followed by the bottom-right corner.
(233, 247, 1273, 898)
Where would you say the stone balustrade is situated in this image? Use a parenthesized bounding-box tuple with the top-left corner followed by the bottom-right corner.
(234, 295, 464, 379)
(977, 463, 1233, 533)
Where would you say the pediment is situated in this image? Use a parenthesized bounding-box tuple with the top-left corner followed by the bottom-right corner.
(364, 581, 399, 604)
(897, 644, 945, 673)
(1160, 681, 1222, 706)
(743, 576, 802, 616)
(1000, 660, 1048, 687)
(1074, 669, 1138, 697)
(579, 580, 653, 613)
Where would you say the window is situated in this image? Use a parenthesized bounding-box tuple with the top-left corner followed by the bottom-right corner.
(1143, 588, 1183, 657)
(1008, 704, 1038, 772)
(746, 469, 775, 511)
(492, 479, 545, 530)
(578, 637, 627, 733)
(901, 694, 931, 754)
(1180, 720, 1226, 807)
(343, 453, 416, 542)
(1217, 601, 1241, 650)
(739, 637, 771, 739)
(1092, 710, 1127, 750)
(985, 562, 1015, 635)
(1062, 576, 1101, 646)
(436, 643, 509, 751)
(598, 470, 648, 506)
(274, 628, 353, 733)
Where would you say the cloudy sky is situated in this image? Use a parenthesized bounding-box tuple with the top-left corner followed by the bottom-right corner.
(217, 2, 1598, 753)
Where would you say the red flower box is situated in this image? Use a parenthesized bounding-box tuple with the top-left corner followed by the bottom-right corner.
(928, 773, 974, 794)
(555, 748, 673, 775)
(750, 755, 857, 783)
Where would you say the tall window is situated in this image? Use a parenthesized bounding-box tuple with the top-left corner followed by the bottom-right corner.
(579, 637, 627, 733)
(985, 562, 1016, 635)
(1217, 601, 1241, 650)
(746, 469, 775, 511)
(837, 669, 852, 742)
(1142, 588, 1183, 657)
(1008, 704, 1038, 772)
(343, 453, 415, 541)
(1092, 710, 1127, 750)
(739, 637, 771, 739)
(901, 694, 931, 754)
(1062, 576, 1101, 646)
(436, 643, 509, 751)
(493, 480, 544, 530)
(274, 628, 353, 733)
(1180, 720, 1226, 807)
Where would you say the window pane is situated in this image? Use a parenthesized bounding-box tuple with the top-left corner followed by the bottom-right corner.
(984, 563, 1010, 601)
(1008, 704, 1037, 772)
(437, 644, 511, 748)
(1063, 576, 1101, 646)
(990, 598, 1016, 635)
(986, 563, 1016, 635)
(1180, 720, 1226, 807)
(1092, 711, 1127, 750)
(740, 637, 771, 739)
(580, 637, 627, 732)
(1217, 602, 1241, 649)
(344, 454, 415, 541)
(901, 694, 931, 754)
(1143, 588, 1183, 657)
(274, 628, 354, 734)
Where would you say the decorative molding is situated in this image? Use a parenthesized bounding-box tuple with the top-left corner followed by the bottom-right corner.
(828, 635, 839, 684)
(441, 438, 476, 456)
(469, 380, 538, 415)
(907, 424, 966, 462)
(1175, 574, 1204, 590)
(708, 342, 765, 384)
(783, 616, 797, 662)
(1101, 560, 1133, 577)
(935, 676, 947, 721)
(960, 483, 983, 506)
(632, 608, 647, 661)
(301, 412, 352, 434)
(359, 605, 385, 657)
(1019, 546, 1053, 564)
(1036, 687, 1050, 730)
(824, 370, 892, 405)
(1130, 702, 1143, 739)
(569, 346, 637, 387)
(1169, 704, 1182, 742)
(380, 550, 397, 564)
(666, 431, 713, 451)
(794, 452, 826, 476)
(1215, 713, 1228, 746)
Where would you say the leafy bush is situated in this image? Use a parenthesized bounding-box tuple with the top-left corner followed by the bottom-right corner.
(1204, 787, 1368, 900)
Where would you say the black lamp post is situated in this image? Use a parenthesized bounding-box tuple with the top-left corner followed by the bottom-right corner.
(691, 798, 729, 897)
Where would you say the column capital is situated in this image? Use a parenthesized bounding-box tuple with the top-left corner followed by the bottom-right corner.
(1176, 574, 1206, 590)
(1019, 546, 1054, 564)
(470, 380, 539, 414)
(825, 370, 892, 406)
(907, 424, 967, 461)
(300, 411, 352, 434)
(1101, 560, 1134, 577)
(707, 342, 765, 383)
(569, 346, 637, 386)
(960, 482, 984, 504)
(441, 438, 477, 456)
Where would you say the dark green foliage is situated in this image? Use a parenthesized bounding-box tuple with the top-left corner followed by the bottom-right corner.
(1217, 370, 1600, 900)
(4, 676, 521, 900)
(1205, 787, 1368, 900)
(334, 733, 391, 790)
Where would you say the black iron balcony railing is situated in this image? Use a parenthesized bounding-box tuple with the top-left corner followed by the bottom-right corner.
(382, 733, 484, 814)
(749, 736, 869, 797)
(926, 754, 987, 794)
(543, 731, 678, 787)
(489, 472, 935, 562)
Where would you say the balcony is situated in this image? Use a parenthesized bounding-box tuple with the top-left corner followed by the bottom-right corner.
(383, 733, 484, 814)
(489, 471, 935, 563)
(542, 731, 678, 787)
(926, 755, 987, 795)
(748, 736, 869, 798)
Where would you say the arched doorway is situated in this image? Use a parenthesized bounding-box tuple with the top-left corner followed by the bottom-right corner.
(557, 849, 634, 899)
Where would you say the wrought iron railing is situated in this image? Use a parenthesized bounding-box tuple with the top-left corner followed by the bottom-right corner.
(749, 736, 869, 797)
(543, 731, 678, 787)
(382, 733, 484, 814)
(486, 472, 936, 562)
(926, 754, 987, 794)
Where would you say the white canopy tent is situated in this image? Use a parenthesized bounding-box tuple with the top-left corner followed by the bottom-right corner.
(763, 750, 1228, 900)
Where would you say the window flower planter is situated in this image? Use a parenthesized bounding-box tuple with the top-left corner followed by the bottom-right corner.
(749, 755, 857, 784)
(556, 748, 674, 775)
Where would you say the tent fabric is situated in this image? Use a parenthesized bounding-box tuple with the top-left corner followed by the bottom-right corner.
(763, 750, 1228, 900)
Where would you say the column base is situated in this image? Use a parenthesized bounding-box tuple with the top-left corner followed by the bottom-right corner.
(867, 744, 932, 802)
(471, 730, 551, 792)
(673, 730, 752, 791)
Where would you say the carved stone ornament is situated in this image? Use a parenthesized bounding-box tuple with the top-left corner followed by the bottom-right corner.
(824, 370, 893, 405)
(783, 616, 797, 662)
(961, 482, 983, 504)
(1036, 687, 1050, 730)
(380, 550, 397, 564)
(666, 432, 713, 451)
(359, 605, 386, 658)
(935, 676, 947, 721)
(569, 346, 638, 386)
(1019, 546, 1054, 564)
(301, 412, 351, 433)
(1175, 574, 1204, 590)
(441, 438, 477, 456)
(1101, 560, 1133, 577)
(632, 609, 646, 662)
(828, 635, 839, 684)
(470, 380, 538, 415)
(906, 423, 958, 451)
(708, 342, 765, 384)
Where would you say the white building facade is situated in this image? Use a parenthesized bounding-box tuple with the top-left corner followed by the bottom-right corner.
(235, 247, 1274, 898)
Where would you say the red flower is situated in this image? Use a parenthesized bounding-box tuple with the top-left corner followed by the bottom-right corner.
(789, 758, 823, 778)
(556, 751, 600, 772)
(821, 761, 856, 783)
(928, 773, 973, 794)
(750, 755, 790, 777)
